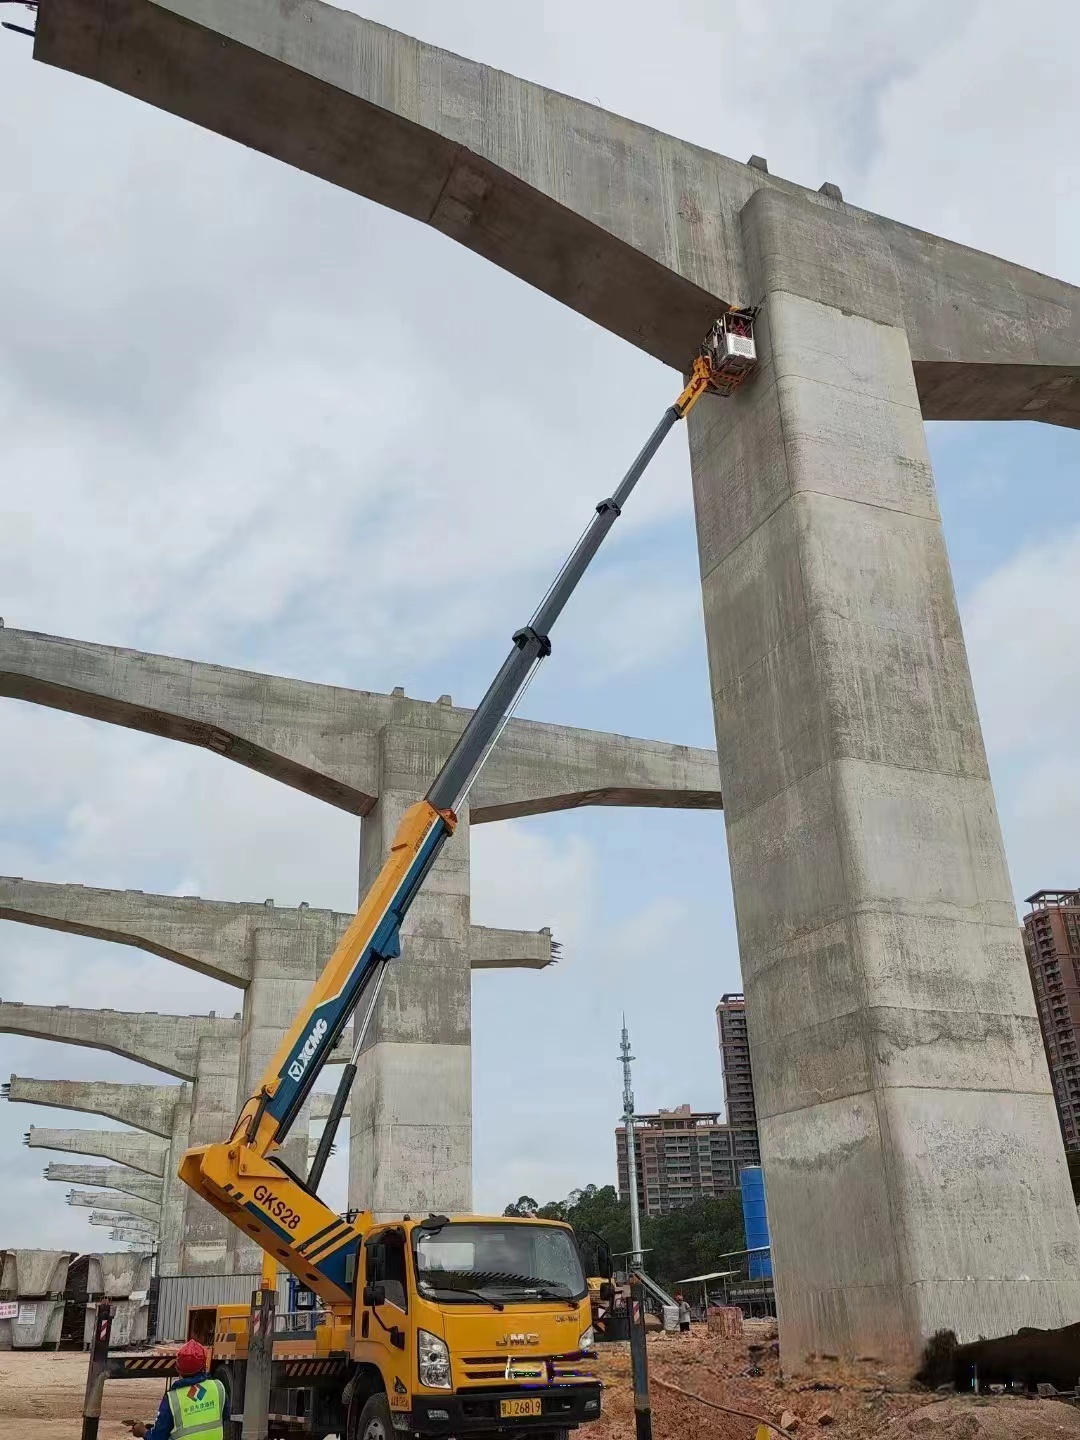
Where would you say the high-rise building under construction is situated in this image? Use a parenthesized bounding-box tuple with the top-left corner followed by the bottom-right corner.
(715, 993, 758, 1130)
(1023, 889, 1080, 1150)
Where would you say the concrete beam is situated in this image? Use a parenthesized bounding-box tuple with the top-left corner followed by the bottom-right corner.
(0, 882, 557, 977)
(43, 1163, 163, 1204)
(468, 924, 556, 971)
(31, 0, 1080, 428)
(88, 1210, 157, 1232)
(5, 1075, 187, 1136)
(0, 1001, 238, 1080)
(0, 629, 722, 819)
(68, 1189, 160, 1222)
(309, 1092, 348, 1123)
(88, 1214, 156, 1231)
(0, 878, 252, 985)
(105, 1224, 158, 1239)
(25, 1125, 168, 1176)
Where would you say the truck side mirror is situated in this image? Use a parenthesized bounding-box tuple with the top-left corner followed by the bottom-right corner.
(363, 1282, 386, 1308)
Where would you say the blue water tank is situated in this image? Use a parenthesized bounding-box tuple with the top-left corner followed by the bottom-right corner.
(739, 1166, 772, 1280)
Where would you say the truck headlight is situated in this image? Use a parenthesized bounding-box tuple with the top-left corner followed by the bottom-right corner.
(418, 1329, 451, 1390)
(578, 1326, 595, 1351)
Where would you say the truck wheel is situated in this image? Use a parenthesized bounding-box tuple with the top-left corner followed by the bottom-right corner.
(355, 1393, 394, 1440)
(211, 1366, 239, 1440)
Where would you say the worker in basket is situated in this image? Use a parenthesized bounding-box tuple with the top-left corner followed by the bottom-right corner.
(127, 1339, 229, 1439)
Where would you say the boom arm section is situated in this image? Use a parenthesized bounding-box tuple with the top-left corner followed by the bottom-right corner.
(178, 321, 750, 1306)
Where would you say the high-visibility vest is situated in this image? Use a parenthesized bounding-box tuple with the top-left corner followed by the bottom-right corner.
(166, 1377, 226, 1440)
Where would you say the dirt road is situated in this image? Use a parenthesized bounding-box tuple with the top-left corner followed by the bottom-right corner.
(0, 1349, 163, 1440)
(3, 1333, 1078, 1440)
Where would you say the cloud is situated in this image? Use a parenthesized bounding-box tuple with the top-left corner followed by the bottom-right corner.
(0, 705, 360, 908)
(962, 524, 1080, 900)
(469, 813, 738, 1212)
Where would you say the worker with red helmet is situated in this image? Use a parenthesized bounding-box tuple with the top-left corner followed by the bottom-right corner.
(127, 1339, 229, 1439)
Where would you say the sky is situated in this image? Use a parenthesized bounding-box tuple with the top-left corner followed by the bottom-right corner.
(0, 0, 1077, 1252)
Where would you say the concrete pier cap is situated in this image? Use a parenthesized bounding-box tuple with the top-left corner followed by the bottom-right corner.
(0, 1249, 74, 1349)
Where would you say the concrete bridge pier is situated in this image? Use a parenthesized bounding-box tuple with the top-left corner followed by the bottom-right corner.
(353, 734, 472, 1217)
(0, 631, 723, 1227)
(689, 190, 1080, 1359)
(6, 1074, 189, 1274)
(0, 1005, 239, 1273)
(1, 883, 558, 1266)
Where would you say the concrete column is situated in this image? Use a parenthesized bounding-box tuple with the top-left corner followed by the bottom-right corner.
(351, 728, 471, 1217)
(189, 1034, 240, 1274)
(25, 1126, 167, 1174)
(5, 1074, 189, 1276)
(44, 1164, 163, 1204)
(0, 1006, 245, 1274)
(688, 186, 1080, 1365)
(68, 1190, 160, 1223)
(241, 927, 319, 1172)
(159, 1088, 191, 1277)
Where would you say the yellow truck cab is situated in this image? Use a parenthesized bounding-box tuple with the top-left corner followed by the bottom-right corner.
(207, 1213, 602, 1440)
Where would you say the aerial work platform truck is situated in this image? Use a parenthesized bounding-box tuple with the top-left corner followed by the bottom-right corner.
(123, 316, 757, 1438)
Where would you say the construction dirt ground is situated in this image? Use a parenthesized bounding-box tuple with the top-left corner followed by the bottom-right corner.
(4, 1330, 1080, 1440)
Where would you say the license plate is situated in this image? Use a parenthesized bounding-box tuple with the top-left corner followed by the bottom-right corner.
(500, 1397, 542, 1418)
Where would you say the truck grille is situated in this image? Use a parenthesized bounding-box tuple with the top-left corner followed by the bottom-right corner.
(459, 1352, 594, 1384)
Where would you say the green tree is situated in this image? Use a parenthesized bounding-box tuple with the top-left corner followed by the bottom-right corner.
(502, 1184, 746, 1290)
(503, 1195, 540, 1217)
(642, 1193, 745, 1288)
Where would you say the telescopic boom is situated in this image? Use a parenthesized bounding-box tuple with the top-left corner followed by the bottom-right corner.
(178, 315, 757, 1304)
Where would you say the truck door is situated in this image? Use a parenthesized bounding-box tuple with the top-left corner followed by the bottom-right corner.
(359, 1228, 411, 1414)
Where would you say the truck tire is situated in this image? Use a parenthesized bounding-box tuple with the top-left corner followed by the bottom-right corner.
(211, 1365, 240, 1440)
(355, 1392, 394, 1440)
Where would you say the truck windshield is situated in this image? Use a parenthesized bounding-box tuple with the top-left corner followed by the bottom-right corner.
(413, 1222, 587, 1303)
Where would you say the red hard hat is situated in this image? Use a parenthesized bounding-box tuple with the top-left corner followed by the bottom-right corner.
(177, 1340, 208, 1377)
